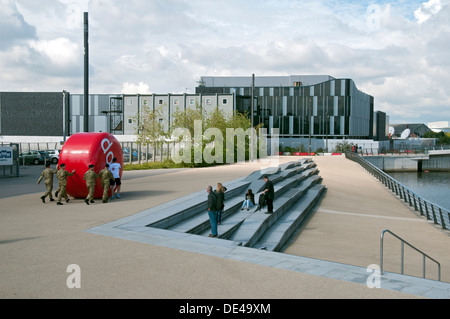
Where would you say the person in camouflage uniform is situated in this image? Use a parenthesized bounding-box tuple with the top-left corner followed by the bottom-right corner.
(56, 163, 75, 205)
(98, 163, 114, 203)
(37, 162, 57, 203)
(83, 164, 99, 205)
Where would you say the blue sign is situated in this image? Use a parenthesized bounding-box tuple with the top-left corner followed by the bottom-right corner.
(0, 147, 13, 166)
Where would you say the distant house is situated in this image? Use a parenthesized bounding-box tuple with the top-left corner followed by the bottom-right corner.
(390, 124, 431, 138)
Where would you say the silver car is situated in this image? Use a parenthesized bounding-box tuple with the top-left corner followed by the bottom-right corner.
(46, 149, 60, 164)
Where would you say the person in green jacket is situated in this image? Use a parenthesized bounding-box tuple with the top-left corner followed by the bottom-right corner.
(98, 163, 114, 203)
(37, 162, 57, 203)
(56, 163, 75, 205)
(83, 164, 98, 205)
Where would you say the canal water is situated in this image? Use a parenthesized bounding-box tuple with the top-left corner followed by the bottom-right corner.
(387, 171, 450, 211)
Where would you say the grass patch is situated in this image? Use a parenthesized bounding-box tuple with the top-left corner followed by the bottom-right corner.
(123, 160, 193, 170)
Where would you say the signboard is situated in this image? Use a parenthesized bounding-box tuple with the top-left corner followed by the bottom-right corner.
(0, 147, 13, 166)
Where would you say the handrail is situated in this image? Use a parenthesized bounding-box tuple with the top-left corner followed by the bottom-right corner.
(380, 229, 441, 281)
(345, 152, 450, 230)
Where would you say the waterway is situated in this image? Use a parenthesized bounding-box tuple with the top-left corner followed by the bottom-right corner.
(388, 171, 450, 211)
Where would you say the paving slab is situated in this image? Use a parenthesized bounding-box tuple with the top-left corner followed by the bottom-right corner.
(1, 157, 449, 299)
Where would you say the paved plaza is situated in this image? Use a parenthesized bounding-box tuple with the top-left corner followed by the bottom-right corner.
(1, 156, 449, 299)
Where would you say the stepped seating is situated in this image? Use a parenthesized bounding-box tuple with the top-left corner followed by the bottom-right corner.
(252, 184, 325, 251)
(144, 158, 325, 253)
(226, 173, 322, 248)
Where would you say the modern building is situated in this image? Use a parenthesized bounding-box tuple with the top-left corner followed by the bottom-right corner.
(0, 92, 65, 136)
(1, 75, 389, 153)
(196, 75, 386, 143)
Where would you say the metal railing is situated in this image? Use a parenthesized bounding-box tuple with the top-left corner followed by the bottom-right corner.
(345, 152, 450, 230)
(380, 229, 441, 281)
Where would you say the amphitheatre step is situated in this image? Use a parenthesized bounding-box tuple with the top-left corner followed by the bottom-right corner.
(143, 180, 251, 230)
(252, 184, 326, 251)
(168, 186, 249, 234)
(226, 175, 322, 247)
(168, 161, 318, 235)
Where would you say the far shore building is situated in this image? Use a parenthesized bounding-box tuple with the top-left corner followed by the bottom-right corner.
(0, 75, 390, 153)
(196, 75, 388, 151)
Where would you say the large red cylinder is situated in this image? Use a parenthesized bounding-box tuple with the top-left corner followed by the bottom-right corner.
(59, 132, 123, 199)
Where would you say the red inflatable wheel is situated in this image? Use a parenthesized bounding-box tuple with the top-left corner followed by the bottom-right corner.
(59, 132, 123, 199)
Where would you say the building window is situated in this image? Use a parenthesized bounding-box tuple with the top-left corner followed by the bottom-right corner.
(128, 118, 133, 124)
(189, 98, 195, 105)
(206, 98, 212, 105)
(173, 99, 179, 105)
(222, 98, 228, 105)
(159, 100, 163, 105)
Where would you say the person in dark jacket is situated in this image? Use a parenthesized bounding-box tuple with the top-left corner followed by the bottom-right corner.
(214, 183, 227, 224)
(206, 186, 218, 237)
(262, 175, 274, 214)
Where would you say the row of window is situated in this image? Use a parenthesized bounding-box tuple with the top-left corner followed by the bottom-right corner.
(127, 97, 229, 106)
(258, 115, 349, 136)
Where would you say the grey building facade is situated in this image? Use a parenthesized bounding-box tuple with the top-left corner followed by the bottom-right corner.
(1, 76, 387, 148)
(196, 75, 385, 141)
(0, 92, 65, 136)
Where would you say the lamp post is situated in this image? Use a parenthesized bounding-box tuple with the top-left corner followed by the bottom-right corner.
(308, 101, 312, 156)
(83, 12, 89, 132)
(251, 74, 255, 162)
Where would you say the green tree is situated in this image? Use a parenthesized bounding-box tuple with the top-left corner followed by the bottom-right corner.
(135, 105, 166, 161)
(170, 107, 262, 166)
(334, 141, 354, 153)
(424, 130, 450, 146)
(171, 106, 203, 138)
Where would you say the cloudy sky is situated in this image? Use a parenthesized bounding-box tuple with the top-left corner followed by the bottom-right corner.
(1, 0, 449, 125)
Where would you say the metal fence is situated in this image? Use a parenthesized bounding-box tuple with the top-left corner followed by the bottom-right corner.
(6, 141, 176, 166)
(120, 141, 175, 164)
(380, 229, 441, 281)
(345, 152, 450, 230)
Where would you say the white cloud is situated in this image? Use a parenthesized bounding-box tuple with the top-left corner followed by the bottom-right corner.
(121, 82, 151, 94)
(1, 0, 450, 124)
(29, 37, 80, 67)
(414, 0, 443, 23)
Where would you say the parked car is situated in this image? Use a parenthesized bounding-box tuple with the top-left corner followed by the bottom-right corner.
(122, 147, 138, 162)
(122, 147, 152, 162)
(38, 151, 49, 162)
(46, 149, 60, 164)
(19, 150, 45, 165)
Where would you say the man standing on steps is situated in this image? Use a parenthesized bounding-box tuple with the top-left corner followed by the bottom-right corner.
(206, 186, 218, 238)
(262, 175, 274, 214)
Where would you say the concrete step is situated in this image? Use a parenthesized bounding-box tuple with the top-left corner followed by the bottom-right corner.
(169, 187, 248, 234)
(252, 184, 326, 251)
(168, 161, 317, 235)
(226, 175, 323, 247)
(148, 180, 250, 230)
